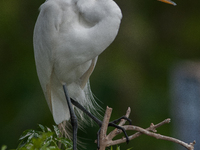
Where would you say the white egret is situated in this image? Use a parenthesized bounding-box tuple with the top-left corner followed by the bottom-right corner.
(33, 0, 176, 149)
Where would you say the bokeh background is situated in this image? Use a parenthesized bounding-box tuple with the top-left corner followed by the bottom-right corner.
(0, 0, 199, 149)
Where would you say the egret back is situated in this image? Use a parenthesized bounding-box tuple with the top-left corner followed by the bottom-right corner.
(33, 0, 122, 126)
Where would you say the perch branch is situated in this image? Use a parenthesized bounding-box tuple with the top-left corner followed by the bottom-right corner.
(99, 106, 112, 150)
(111, 118, 171, 145)
(107, 107, 131, 140)
(97, 107, 195, 150)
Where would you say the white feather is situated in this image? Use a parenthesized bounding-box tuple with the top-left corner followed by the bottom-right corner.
(33, 0, 122, 125)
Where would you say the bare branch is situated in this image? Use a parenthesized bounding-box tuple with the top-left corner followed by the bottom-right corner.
(110, 125, 195, 150)
(118, 107, 131, 126)
(99, 106, 112, 150)
(109, 118, 171, 146)
(129, 118, 171, 140)
(97, 107, 195, 150)
(107, 107, 131, 140)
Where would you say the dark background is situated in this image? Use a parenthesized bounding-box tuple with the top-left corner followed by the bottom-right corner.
(0, 0, 199, 149)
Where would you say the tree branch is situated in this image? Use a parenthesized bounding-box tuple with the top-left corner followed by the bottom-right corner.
(97, 107, 196, 150)
(99, 106, 112, 150)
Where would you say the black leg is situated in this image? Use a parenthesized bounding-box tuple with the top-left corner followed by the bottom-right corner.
(97, 129, 101, 149)
(108, 122, 129, 143)
(96, 122, 130, 149)
(70, 98, 131, 149)
(63, 85, 78, 150)
(70, 98, 102, 126)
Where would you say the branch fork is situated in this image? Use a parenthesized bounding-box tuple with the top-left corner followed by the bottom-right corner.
(97, 106, 195, 150)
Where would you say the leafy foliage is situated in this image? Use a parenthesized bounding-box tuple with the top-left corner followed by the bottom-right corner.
(0, 124, 134, 150)
(1, 145, 7, 150)
(107, 146, 133, 150)
(9, 124, 72, 150)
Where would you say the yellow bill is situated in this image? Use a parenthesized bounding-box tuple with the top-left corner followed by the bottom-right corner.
(158, 0, 177, 6)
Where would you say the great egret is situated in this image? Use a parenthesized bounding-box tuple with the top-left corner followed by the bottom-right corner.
(33, 0, 176, 149)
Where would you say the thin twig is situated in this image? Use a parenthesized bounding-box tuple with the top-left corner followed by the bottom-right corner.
(118, 107, 131, 126)
(97, 107, 195, 150)
(110, 125, 195, 150)
(129, 118, 171, 139)
(108, 118, 171, 146)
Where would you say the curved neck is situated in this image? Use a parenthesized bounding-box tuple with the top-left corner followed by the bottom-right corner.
(54, 0, 122, 70)
(72, 2, 122, 64)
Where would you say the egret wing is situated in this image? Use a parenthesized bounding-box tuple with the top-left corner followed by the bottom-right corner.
(33, 0, 71, 123)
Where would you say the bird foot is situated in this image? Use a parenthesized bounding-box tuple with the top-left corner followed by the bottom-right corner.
(97, 116, 132, 149)
(70, 99, 131, 149)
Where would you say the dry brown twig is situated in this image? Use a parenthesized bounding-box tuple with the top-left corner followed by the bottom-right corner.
(96, 106, 196, 150)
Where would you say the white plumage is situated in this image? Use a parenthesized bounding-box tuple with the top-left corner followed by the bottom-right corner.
(33, 0, 122, 125)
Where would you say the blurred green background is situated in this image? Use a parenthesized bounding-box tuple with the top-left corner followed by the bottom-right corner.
(0, 0, 199, 149)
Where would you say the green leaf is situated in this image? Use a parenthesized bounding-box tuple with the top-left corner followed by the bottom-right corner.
(38, 124, 46, 132)
(15, 124, 73, 150)
(53, 125, 60, 137)
(1, 145, 7, 150)
(46, 127, 52, 132)
(116, 146, 120, 150)
(19, 129, 35, 140)
(107, 146, 113, 150)
(58, 138, 72, 148)
(27, 133, 36, 143)
(46, 146, 60, 150)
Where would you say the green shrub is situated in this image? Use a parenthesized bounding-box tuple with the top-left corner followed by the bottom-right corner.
(14, 124, 72, 150)
(1, 125, 133, 150)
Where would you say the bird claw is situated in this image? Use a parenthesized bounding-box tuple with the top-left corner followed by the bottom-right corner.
(97, 116, 132, 149)
(109, 116, 132, 125)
